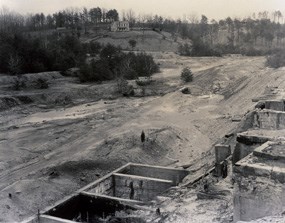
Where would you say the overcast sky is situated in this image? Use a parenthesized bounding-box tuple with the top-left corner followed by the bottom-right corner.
(1, 0, 285, 20)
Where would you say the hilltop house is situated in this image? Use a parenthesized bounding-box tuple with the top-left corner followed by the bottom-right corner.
(110, 21, 130, 32)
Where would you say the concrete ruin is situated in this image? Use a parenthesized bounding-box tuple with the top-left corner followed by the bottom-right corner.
(264, 100, 285, 112)
(230, 98, 285, 222)
(22, 163, 189, 223)
(233, 103, 285, 163)
(21, 97, 285, 223)
(233, 141, 285, 222)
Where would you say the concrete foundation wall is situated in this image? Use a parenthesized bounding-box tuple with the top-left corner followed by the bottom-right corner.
(113, 173, 173, 201)
(86, 175, 114, 196)
(22, 216, 75, 223)
(233, 174, 285, 222)
(233, 156, 285, 222)
(22, 163, 189, 223)
(265, 100, 285, 111)
(232, 143, 257, 164)
(257, 110, 285, 129)
(39, 215, 76, 223)
(119, 164, 189, 185)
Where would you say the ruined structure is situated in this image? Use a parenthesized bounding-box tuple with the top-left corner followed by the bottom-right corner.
(234, 141, 285, 221)
(21, 97, 285, 223)
(233, 99, 285, 222)
(23, 163, 188, 223)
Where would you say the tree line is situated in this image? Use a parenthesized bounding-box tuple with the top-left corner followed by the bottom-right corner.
(0, 6, 119, 33)
(0, 31, 159, 81)
(1, 5, 285, 71)
(2, 5, 285, 42)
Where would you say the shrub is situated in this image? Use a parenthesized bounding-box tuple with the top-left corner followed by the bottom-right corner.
(136, 77, 152, 86)
(78, 59, 113, 82)
(78, 45, 158, 83)
(123, 68, 138, 80)
(12, 77, 26, 90)
(130, 52, 159, 77)
(178, 43, 191, 56)
(116, 78, 134, 96)
(34, 78, 49, 89)
(78, 62, 93, 82)
(128, 39, 137, 50)
(178, 40, 221, 57)
(180, 67, 193, 82)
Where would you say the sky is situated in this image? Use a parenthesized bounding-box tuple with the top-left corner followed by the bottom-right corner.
(1, 0, 285, 20)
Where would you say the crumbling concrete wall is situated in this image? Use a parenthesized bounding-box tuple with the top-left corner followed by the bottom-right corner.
(39, 215, 75, 223)
(120, 164, 189, 185)
(86, 176, 114, 195)
(232, 142, 259, 164)
(233, 159, 285, 222)
(113, 173, 173, 201)
(22, 216, 75, 223)
(233, 174, 285, 222)
(265, 100, 285, 111)
(256, 110, 285, 129)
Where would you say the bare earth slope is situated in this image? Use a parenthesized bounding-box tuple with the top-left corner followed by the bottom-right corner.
(0, 54, 284, 222)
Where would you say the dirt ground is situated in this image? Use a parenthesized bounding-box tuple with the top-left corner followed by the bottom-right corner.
(1, 53, 285, 222)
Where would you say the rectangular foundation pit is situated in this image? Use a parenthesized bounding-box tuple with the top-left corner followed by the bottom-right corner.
(44, 193, 142, 223)
(83, 163, 189, 202)
(85, 173, 176, 202)
(22, 163, 189, 223)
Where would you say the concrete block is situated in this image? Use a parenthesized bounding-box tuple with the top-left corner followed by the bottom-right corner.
(265, 100, 285, 111)
(215, 144, 231, 163)
(87, 176, 114, 195)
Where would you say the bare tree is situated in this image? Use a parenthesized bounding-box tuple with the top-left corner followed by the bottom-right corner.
(187, 13, 199, 24)
(0, 6, 24, 32)
(126, 9, 136, 27)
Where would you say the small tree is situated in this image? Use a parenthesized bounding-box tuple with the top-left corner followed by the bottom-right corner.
(116, 78, 134, 96)
(266, 50, 285, 68)
(128, 39, 137, 51)
(180, 67, 193, 82)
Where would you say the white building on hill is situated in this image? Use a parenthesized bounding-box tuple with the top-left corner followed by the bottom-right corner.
(110, 21, 130, 32)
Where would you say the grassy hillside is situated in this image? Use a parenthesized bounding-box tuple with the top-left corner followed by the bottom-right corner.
(81, 30, 190, 52)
